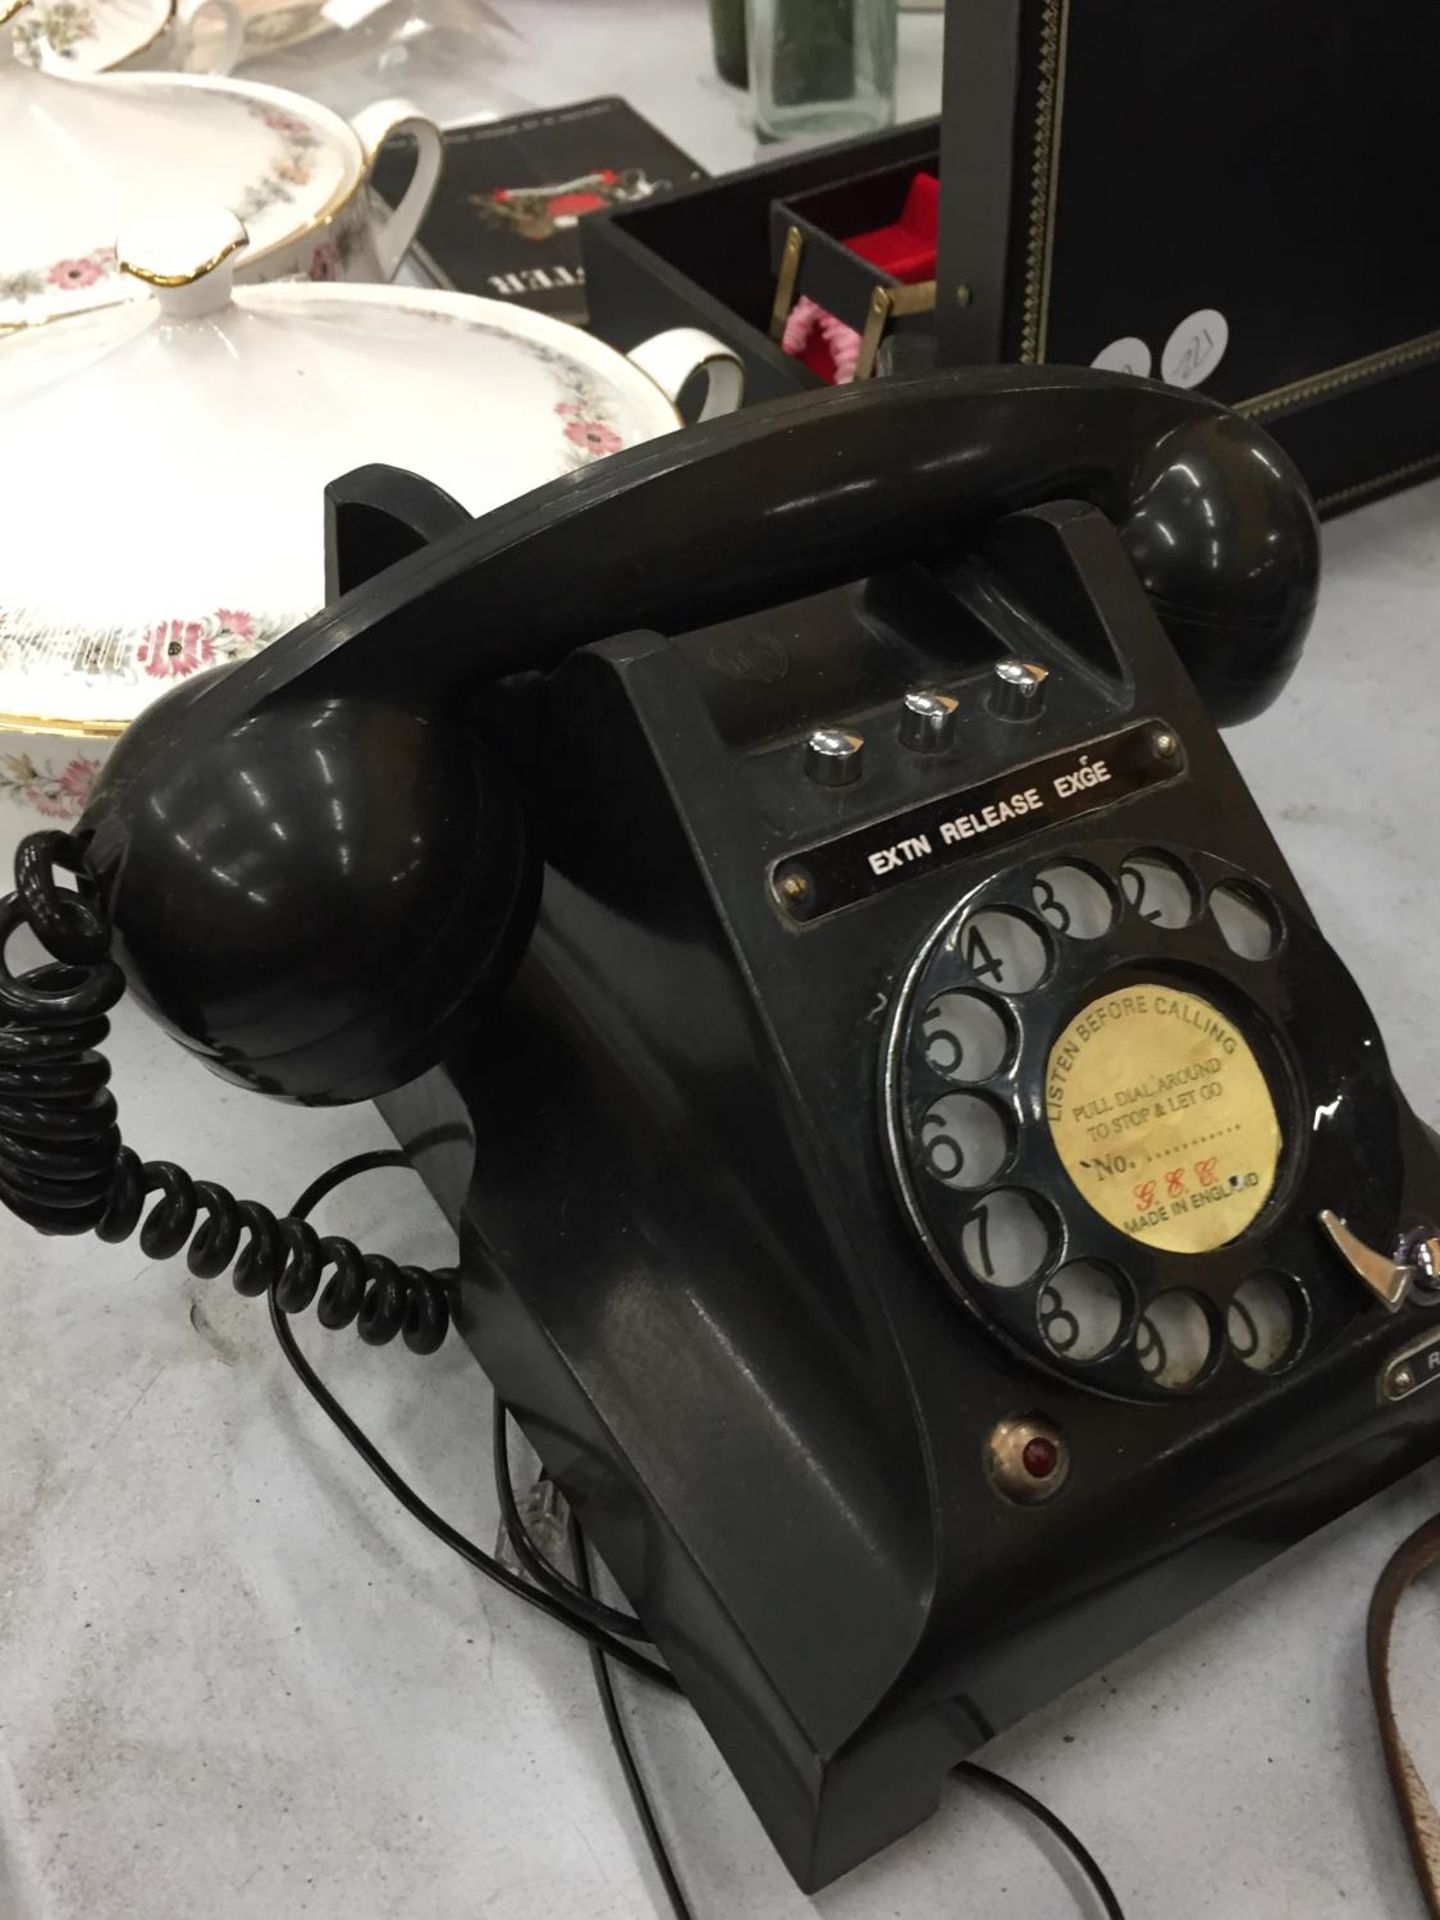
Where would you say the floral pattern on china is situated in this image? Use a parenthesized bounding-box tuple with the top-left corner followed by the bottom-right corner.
(4, 0, 244, 78)
(0, 246, 116, 308)
(12, 0, 97, 61)
(236, 100, 321, 225)
(0, 749, 103, 821)
(0, 62, 438, 332)
(0, 207, 742, 836)
(403, 307, 629, 469)
(557, 402, 624, 459)
(0, 101, 325, 308)
(135, 606, 275, 678)
(0, 605, 288, 739)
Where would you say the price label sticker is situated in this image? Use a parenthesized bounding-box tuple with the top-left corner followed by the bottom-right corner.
(1046, 984, 1281, 1254)
(1091, 336, 1153, 378)
(321, 0, 390, 30)
(1161, 308, 1229, 389)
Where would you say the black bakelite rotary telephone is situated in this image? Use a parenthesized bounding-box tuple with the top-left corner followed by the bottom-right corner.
(4, 368, 1439, 1892)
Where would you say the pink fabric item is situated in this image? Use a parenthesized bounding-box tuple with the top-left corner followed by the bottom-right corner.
(780, 294, 864, 386)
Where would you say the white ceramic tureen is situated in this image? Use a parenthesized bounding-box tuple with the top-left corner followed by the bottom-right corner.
(0, 35, 441, 326)
(0, 209, 743, 856)
(3, 0, 241, 73)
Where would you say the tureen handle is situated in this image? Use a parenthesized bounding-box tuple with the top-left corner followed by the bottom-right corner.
(174, 0, 243, 73)
(350, 99, 444, 282)
(626, 328, 747, 423)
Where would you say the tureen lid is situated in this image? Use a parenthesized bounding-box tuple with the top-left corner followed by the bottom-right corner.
(5, 0, 183, 71)
(0, 54, 364, 326)
(0, 210, 681, 736)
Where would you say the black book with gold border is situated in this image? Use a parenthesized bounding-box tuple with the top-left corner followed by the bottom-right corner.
(935, 0, 1440, 513)
(373, 96, 706, 326)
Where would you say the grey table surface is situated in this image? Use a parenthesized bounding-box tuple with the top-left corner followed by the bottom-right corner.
(6, 7, 1440, 1918)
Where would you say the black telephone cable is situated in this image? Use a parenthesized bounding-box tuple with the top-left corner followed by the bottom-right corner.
(0, 835, 1126, 1916)
(492, 1397, 652, 1641)
(273, 1151, 679, 1692)
(571, 1517, 695, 1920)
(279, 1154, 1129, 1920)
(0, 831, 452, 1358)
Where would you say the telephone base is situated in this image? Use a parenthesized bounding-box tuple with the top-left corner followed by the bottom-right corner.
(377, 510, 1440, 1887)
(381, 1066, 1440, 1891)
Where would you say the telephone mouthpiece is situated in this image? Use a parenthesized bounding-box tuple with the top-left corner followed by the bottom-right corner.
(77, 674, 539, 1103)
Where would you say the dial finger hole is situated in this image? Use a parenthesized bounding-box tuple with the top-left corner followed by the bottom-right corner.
(961, 1189, 1056, 1288)
(1030, 863, 1115, 941)
(916, 1093, 1011, 1190)
(1210, 881, 1281, 961)
(1227, 1272, 1303, 1372)
(1039, 1261, 1130, 1362)
(1136, 1290, 1213, 1388)
(1120, 852, 1198, 929)
(949, 909, 1050, 994)
(920, 991, 1011, 1083)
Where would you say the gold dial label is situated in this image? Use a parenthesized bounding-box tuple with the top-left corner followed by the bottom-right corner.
(1045, 984, 1282, 1254)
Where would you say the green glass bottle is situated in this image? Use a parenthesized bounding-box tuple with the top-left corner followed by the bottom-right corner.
(709, 0, 748, 88)
(747, 0, 897, 143)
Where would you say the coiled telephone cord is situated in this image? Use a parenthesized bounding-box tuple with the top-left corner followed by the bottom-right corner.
(0, 829, 450, 1354)
(0, 828, 1127, 1918)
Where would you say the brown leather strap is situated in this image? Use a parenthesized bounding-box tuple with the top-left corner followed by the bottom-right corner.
(1369, 1514, 1440, 1915)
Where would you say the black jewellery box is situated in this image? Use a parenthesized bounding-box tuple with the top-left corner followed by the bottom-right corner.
(585, 0, 1440, 514)
(583, 121, 940, 403)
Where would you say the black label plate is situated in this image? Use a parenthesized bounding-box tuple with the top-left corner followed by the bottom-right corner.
(773, 722, 1181, 921)
(1381, 1330, 1440, 1403)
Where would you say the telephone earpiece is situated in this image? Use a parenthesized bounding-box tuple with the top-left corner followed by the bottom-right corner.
(1118, 414, 1317, 723)
(75, 366, 1320, 1103)
(92, 676, 539, 1104)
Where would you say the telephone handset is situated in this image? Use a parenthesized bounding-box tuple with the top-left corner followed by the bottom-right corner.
(74, 364, 1317, 1103)
(4, 367, 1437, 1891)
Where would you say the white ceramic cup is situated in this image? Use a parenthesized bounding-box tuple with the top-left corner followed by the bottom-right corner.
(344, 98, 444, 282)
(120, 0, 244, 72)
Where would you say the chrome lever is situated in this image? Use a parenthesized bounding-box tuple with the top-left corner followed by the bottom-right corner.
(1319, 1209, 1414, 1312)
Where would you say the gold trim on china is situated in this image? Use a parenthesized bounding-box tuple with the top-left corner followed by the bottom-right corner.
(0, 709, 127, 741)
(119, 225, 245, 286)
(0, 76, 377, 336)
(684, 348, 747, 415)
(0, 0, 31, 25)
(621, 355, 693, 433)
(175, 77, 380, 248)
(296, 88, 439, 252)
(0, 301, 111, 338)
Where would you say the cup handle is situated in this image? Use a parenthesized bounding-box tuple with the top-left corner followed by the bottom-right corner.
(626, 328, 746, 422)
(350, 98, 444, 282)
(175, 0, 243, 72)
